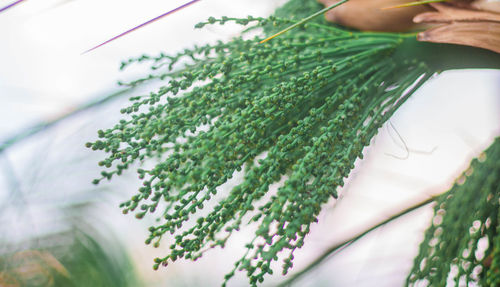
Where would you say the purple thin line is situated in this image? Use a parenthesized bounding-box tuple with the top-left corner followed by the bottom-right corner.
(0, 0, 27, 13)
(82, 0, 201, 54)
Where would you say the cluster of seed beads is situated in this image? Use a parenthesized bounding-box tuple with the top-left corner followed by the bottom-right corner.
(87, 16, 431, 286)
(407, 137, 500, 287)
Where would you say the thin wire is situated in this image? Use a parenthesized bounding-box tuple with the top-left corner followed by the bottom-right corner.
(385, 121, 410, 160)
(82, 0, 202, 54)
(0, 0, 27, 14)
(385, 120, 437, 160)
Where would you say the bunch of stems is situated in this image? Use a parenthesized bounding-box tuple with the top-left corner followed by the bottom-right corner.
(88, 14, 434, 285)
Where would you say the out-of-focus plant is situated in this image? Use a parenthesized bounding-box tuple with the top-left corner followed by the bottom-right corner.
(280, 136, 500, 286)
(408, 137, 500, 287)
(0, 231, 136, 287)
(0, 114, 140, 287)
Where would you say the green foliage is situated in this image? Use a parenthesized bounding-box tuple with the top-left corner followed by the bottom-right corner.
(407, 137, 500, 287)
(56, 232, 138, 287)
(0, 231, 137, 287)
(0, 97, 140, 287)
(86, 4, 436, 285)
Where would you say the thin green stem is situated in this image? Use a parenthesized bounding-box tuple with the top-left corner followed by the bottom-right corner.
(382, 0, 446, 10)
(259, 0, 349, 44)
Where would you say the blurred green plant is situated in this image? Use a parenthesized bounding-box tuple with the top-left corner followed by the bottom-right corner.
(0, 118, 139, 287)
(0, 231, 137, 287)
(408, 137, 500, 287)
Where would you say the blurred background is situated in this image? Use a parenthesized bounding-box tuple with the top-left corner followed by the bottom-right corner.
(0, 0, 499, 286)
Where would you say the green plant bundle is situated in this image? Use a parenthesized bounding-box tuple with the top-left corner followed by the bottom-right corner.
(86, 0, 500, 285)
(408, 137, 500, 287)
(88, 18, 432, 287)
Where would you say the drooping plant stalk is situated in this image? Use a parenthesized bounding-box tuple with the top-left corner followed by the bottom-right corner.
(88, 18, 432, 286)
(407, 137, 500, 287)
(87, 0, 500, 285)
